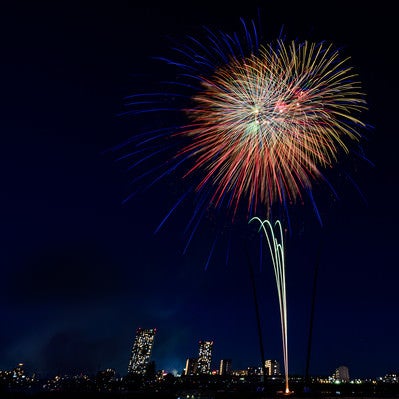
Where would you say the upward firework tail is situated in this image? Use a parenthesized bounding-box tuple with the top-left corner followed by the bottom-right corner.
(250, 217, 291, 394)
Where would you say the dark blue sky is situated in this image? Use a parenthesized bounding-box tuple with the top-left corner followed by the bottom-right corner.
(0, 0, 397, 380)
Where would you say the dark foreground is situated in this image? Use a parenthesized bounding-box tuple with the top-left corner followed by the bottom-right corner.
(2, 380, 399, 399)
(1, 391, 399, 399)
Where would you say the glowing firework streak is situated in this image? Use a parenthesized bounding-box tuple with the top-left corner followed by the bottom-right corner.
(249, 217, 290, 394)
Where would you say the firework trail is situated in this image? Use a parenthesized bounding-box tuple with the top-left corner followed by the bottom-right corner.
(250, 217, 289, 393)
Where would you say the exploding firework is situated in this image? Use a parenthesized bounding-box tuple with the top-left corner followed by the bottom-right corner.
(117, 20, 367, 231)
(177, 39, 367, 217)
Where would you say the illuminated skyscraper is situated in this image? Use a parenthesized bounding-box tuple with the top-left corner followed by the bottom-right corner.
(219, 359, 232, 376)
(196, 340, 213, 374)
(127, 328, 157, 374)
(265, 359, 280, 376)
(333, 365, 350, 382)
(184, 358, 197, 376)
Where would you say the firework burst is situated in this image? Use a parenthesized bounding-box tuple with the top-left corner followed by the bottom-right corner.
(114, 19, 368, 258)
(117, 21, 367, 225)
(178, 39, 366, 217)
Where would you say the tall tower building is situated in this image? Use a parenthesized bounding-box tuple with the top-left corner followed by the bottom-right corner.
(196, 340, 213, 374)
(265, 359, 280, 376)
(127, 327, 157, 374)
(219, 359, 232, 376)
(184, 358, 198, 376)
(333, 365, 350, 382)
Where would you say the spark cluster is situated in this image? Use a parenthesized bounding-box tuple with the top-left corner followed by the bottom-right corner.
(177, 39, 366, 216)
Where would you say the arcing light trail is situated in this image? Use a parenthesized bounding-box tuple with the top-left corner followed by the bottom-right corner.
(250, 217, 290, 394)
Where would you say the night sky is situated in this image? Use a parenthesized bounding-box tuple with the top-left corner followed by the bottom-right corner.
(1, 1, 397, 380)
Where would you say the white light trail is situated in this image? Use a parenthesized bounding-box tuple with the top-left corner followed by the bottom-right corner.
(249, 217, 291, 394)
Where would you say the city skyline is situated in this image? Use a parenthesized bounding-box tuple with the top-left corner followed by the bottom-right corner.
(2, 327, 395, 381)
(0, 0, 397, 382)
(1, 360, 398, 398)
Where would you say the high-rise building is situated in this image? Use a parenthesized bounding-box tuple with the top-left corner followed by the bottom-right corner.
(265, 359, 280, 376)
(184, 358, 198, 376)
(196, 340, 213, 374)
(333, 365, 350, 382)
(219, 359, 232, 376)
(127, 327, 157, 374)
